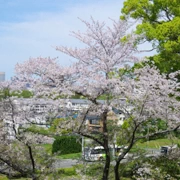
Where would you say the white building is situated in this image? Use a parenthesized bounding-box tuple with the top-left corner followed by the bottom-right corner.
(0, 98, 58, 139)
(1, 97, 130, 139)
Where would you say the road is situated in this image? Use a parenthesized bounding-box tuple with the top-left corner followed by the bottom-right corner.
(53, 159, 80, 168)
(53, 157, 135, 168)
(53, 149, 161, 168)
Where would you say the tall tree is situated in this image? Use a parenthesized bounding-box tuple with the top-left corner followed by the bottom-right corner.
(13, 18, 180, 180)
(14, 18, 138, 180)
(121, 0, 180, 74)
(0, 89, 57, 180)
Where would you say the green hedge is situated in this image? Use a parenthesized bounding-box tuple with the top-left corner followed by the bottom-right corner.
(52, 136, 81, 155)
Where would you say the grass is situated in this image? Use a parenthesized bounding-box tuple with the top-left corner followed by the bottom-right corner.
(10, 179, 31, 180)
(42, 143, 53, 154)
(136, 138, 180, 149)
(0, 175, 31, 180)
(41, 138, 180, 157)
(57, 167, 77, 176)
(0, 175, 8, 180)
(57, 152, 81, 159)
(42, 138, 180, 160)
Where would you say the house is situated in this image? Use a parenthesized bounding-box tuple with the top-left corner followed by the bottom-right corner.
(62, 98, 129, 133)
(86, 114, 103, 132)
(86, 109, 126, 133)
(0, 98, 58, 139)
(64, 99, 105, 111)
(1, 97, 129, 138)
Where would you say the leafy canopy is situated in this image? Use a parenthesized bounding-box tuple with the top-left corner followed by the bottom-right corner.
(121, 0, 180, 73)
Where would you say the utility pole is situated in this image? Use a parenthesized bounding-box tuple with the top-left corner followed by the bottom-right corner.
(82, 135, 85, 159)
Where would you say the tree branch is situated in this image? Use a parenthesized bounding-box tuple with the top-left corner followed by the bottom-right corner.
(76, 131, 104, 147)
(136, 124, 180, 141)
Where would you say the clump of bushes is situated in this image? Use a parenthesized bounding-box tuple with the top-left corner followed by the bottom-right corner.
(52, 135, 81, 155)
(74, 163, 104, 180)
(57, 167, 77, 176)
(119, 155, 180, 179)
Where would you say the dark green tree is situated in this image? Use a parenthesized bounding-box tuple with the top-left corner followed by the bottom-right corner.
(121, 0, 180, 73)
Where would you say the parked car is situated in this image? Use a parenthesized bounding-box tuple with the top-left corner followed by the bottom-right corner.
(87, 146, 106, 161)
(84, 145, 129, 161)
(160, 145, 177, 155)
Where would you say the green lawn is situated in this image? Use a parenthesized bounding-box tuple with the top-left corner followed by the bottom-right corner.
(0, 175, 8, 180)
(136, 138, 180, 149)
(43, 138, 180, 159)
(57, 152, 81, 159)
(0, 176, 30, 180)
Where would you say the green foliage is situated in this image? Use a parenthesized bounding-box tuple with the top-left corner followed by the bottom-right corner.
(121, 119, 131, 129)
(0, 175, 8, 180)
(119, 159, 140, 178)
(70, 93, 85, 99)
(139, 119, 168, 140)
(121, 0, 180, 74)
(57, 152, 81, 159)
(25, 125, 50, 136)
(0, 89, 33, 100)
(136, 138, 180, 149)
(49, 118, 72, 134)
(119, 155, 180, 179)
(42, 144, 53, 155)
(129, 146, 146, 154)
(86, 164, 104, 178)
(56, 167, 77, 176)
(76, 163, 104, 180)
(45, 167, 77, 179)
(52, 135, 81, 155)
(12, 90, 33, 98)
(153, 156, 180, 178)
(0, 88, 10, 100)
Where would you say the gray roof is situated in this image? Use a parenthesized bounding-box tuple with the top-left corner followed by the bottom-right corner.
(68, 99, 105, 104)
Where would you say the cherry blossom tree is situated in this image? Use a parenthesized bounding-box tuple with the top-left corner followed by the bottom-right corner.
(12, 18, 180, 180)
(0, 86, 58, 180)
(110, 65, 180, 179)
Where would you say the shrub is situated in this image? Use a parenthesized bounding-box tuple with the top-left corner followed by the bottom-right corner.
(119, 155, 180, 179)
(52, 135, 81, 155)
(57, 167, 77, 176)
(85, 163, 104, 177)
(74, 163, 104, 180)
(152, 156, 180, 178)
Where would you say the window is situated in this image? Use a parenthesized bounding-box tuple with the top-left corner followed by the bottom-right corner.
(91, 149, 105, 154)
(90, 119, 100, 125)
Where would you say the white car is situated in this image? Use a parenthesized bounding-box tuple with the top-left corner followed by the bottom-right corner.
(89, 146, 106, 161)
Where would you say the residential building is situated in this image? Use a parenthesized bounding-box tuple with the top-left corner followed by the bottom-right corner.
(1, 97, 129, 138)
(63, 98, 128, 133)
(64, 99, 105, 111)
(86, 114, 103, 132)
(0, 98, 58, 139)
(86, 109, 126, 133)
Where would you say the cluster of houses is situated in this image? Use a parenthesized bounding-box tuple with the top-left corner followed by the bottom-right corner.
(0, 98, 129, 139)
(61, 98, 128, 133)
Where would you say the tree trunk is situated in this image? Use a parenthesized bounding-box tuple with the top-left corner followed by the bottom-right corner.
(114, 160, 120, 180)
(102, 110, 110, 180)
(32, 176, 37, 180)
(102, 149, 111, 180)
(32, 173, 39, 180)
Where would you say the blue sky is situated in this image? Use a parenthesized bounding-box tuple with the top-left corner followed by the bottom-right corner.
(0, 0, 153, 80)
